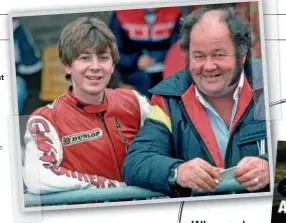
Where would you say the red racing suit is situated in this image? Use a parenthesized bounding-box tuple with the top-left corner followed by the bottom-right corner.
(23, 88, 151, 194)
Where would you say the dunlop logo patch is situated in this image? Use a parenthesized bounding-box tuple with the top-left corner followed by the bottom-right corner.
(62, 128, 103, 146)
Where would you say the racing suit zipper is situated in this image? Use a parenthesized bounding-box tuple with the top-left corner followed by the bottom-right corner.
(96, 113, 122, 179)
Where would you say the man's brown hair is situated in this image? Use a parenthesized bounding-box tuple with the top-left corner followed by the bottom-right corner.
(58, 17, 119, 79)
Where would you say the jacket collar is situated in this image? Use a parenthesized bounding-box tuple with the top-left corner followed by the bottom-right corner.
(180, 75, 253, 168)
(65, 89, 108, 114)
(149, 69, 192, 96)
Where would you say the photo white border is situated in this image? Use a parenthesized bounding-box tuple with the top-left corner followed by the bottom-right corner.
(8, 0, 274, 213)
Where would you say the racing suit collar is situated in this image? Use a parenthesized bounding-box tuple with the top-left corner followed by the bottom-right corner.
(66, 89, 108, 114)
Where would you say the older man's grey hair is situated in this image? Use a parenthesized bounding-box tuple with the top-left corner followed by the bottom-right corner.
(180, 4, 251, 59)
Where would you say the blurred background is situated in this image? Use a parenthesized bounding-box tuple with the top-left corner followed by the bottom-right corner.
(12, 2, 261, 115)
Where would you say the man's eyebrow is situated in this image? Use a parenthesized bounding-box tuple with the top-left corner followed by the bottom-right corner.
(80, 51, 92, 54)
(97, 52, 110, 55)
(213, 48, 227, 53)
(192, 50, 204, 54)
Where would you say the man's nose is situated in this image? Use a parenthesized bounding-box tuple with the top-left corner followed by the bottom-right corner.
(89, 57, 100, 71)
(203, 57, 217, 72)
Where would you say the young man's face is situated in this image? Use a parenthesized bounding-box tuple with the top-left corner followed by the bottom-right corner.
(188, 11, 244, 98)
(64, 48, 114, 101)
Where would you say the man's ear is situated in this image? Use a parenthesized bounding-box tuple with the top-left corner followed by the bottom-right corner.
(63, 64, 72, 74)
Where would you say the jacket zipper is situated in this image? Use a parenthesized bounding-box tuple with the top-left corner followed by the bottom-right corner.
(179, 100, 216, 166)
(224, 100, 253, 167)
(96, 113, 122, 179)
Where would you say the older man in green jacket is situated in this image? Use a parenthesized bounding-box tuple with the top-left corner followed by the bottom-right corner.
(122, 4, 269, 197)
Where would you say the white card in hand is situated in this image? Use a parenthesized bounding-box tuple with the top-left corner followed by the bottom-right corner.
(219, 166, 237, 181)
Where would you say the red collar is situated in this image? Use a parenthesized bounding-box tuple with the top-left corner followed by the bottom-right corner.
(65, 90, 108, 114)
(181, 76, 253, 168)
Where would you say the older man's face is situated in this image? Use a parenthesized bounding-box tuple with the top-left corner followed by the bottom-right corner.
(189, 11, 241, 98)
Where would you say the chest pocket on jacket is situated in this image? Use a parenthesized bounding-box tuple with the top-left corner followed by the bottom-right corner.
(236, 120, 267, 157)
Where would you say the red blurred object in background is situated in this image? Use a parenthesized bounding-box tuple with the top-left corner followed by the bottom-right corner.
(162, 40, 185, 79)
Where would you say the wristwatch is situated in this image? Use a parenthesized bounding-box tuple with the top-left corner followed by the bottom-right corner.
(168, 163, 181, 188)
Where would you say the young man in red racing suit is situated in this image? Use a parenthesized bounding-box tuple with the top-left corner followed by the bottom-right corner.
(23, 17, 151, 194)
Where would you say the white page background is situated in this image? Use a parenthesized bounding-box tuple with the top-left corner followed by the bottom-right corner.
(0, 0, 285, 222)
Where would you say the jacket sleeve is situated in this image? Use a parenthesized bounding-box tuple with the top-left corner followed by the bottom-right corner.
(132, 90, 152, 127)
(23, 115, 121, 194)
(122, 95, 184, 197)
(109, 13, 141, 71)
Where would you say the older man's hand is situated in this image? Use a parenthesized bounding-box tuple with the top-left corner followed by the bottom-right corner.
(176, 158, 221, 192)
(234, 157, 269, 191)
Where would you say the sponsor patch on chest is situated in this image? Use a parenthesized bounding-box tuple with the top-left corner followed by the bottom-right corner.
(61, 128, 103, 146)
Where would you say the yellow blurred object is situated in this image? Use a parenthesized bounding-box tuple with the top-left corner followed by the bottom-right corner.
(118, 81, 136, 90)
(40, 45, 69, 101)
